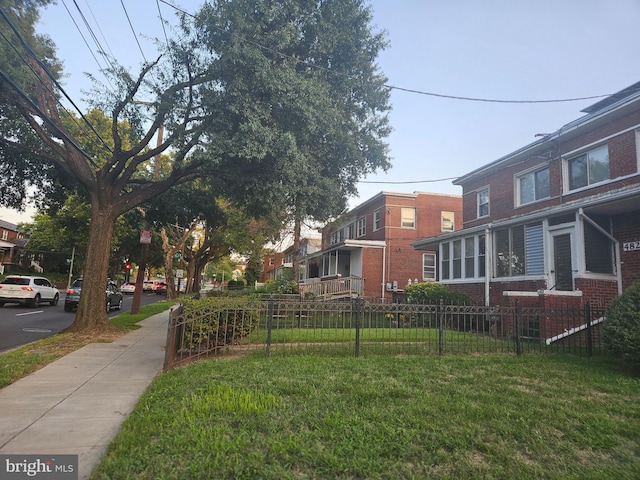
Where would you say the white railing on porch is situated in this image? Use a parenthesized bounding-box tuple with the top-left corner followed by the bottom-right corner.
(299, 276, 363, 300)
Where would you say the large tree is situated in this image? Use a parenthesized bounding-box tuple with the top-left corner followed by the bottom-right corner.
(195, 0, 392, 280)
(1, 2, 222, 330)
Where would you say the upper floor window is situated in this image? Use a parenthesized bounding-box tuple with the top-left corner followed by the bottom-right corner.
(401, 207, 416, 228)
(330, 232, 337, 245)
(517, 166, 549, 206)
(567, 144, 609, 191)
(338, 228, 345, 242)
(269, 258, 275, 266)
(422, 253, 436, 281)
(477, 188, 489, 218)
(347, 223, 355, 240)
(1, 229, 7, 241)
(356, 217, 366, 237)
(374, 208, 382, 231)
(441, 211, 455, 232)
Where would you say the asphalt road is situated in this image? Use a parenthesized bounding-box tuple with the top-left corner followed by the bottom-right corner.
(0, 291, 166, 353)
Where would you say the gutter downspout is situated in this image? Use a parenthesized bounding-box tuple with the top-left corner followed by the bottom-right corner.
(579, 208, 622, 295)
(382, 242, 386, 301)
(484, 226, 491, 306)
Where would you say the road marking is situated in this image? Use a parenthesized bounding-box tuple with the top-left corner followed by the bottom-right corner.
(16, 311, 44, 316)
(23, 328, 52, 333)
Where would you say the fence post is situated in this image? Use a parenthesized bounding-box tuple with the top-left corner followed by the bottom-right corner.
(585, 302, 593, 358)
(354, 297, 362, 357)
(266, 295, 274, 357)
(515, 300, 522, 356)
(438, 298, 444, 356)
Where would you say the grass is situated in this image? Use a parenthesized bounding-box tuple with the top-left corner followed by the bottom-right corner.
(91, 353, 640, 479)
(0, 300, 175, 388)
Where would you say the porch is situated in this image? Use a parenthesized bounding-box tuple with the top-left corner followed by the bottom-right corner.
(298, 275, 364, 300)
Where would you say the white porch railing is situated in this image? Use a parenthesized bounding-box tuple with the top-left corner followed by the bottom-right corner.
(299, 276, 363, 300)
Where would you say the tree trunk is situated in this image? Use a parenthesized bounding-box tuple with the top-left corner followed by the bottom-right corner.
(66, 203, 117, 331)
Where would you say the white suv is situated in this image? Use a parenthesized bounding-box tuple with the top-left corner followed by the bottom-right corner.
(0, 275, 60, 308)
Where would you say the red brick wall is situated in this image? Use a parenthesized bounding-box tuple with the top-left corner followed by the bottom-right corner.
(460, 109, 640, 230)
(613, 211, 640, 291)
(361, 247, 384, 298)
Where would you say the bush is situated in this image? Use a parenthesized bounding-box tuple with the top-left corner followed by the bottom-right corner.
(404, 282, 470, 305)
(603, 281, 640, 364)
(179, 297, 260, 351)
(260, 278, 299, 295)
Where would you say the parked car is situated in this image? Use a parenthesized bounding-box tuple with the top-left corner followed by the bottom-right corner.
(0, 275, 60, 307)
(155, 281, 167, 295)
(64, 278, 124, 313)
(120, 282, 135, 295)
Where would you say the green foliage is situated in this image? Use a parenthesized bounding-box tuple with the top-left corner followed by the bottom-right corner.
(404, 282, 470, 305)
(260, 275, 299, 295)
(603, 281, 640, 364)
(179, 297, 260, 351)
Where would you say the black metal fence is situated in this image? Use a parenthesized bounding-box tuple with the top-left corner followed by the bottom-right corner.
(164, 296, 606, 371)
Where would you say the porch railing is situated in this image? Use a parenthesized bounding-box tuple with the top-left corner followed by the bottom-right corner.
(298, 276, 363, 300)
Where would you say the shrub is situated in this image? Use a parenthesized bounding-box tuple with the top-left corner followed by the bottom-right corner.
(603, 281, 640, 364)
(260, 278, 299, 295)
(179, 297, 260, 351)
(404, 282, 470, 305)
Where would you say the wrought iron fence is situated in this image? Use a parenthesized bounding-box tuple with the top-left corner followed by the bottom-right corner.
(164, 296, 606, 371)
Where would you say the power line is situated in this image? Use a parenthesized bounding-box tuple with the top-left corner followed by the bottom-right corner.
(0, 7, 113, 155)
(157, 0, 614, 106)
(359, 177, 458, 184)
(120, 0, 147, 63)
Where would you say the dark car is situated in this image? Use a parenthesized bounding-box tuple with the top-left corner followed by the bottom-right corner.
(64, 278, 124, 313)
(155, 281, 167, 295)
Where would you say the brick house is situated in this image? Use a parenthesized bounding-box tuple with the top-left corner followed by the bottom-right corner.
(300, 191, 462, 301)
(413, 81, 640, 313)
(261, 237, 322, 282)
(0, 219, 28, 274)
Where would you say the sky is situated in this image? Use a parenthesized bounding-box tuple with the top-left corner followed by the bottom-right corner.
(2, 0, 640, 224)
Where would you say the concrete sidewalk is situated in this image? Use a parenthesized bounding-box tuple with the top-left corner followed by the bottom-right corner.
(0, 310, 170, 479)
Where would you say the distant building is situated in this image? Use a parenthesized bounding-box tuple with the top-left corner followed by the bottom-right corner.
(0, 219, 28, 274)
(261, 237, 322, 282)
(301, 191, 462, 301)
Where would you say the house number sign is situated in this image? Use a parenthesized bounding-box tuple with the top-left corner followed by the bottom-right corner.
(623, 241, 640, 252)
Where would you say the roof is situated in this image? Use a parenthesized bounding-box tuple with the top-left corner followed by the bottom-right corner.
(454, 80, 640, 185)
(0, 219, 19, 231)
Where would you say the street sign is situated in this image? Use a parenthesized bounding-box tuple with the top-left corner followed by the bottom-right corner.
(140, 230, 152, 245)
(176, 269, 184, 278)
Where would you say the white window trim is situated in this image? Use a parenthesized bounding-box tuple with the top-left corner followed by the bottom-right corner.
(477, 187, 490, 218)
(422, 253, 436, 281)
(515, 163, 550, 207)
(356, 217, 366, 238)
(400, 207, 416, 229)
(373, 208, 382, 231)
(562, 143, 610, 194)
(441, 211, 455, 232)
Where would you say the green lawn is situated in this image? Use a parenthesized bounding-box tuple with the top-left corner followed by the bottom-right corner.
(91, 353, 640, 479)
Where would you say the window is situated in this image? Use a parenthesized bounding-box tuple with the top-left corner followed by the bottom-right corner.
(495, 222, 543, 277)
(477, 189, 489, 218)
(441, 211, 455, 232)
(478, 234, 486, 277)
(568, 144, 609, 190)
(269, 258, 275, 266)
(401, 207, 415, 228)
(441, 243, 450, 280)
(374, 209, 382, 231)
(423, 253, 436, 281)
(347, 223, 355, 240)
(439, 234, 486, 280)
(584, 217, 613, 274)
(517, 167, 549, 205)
(330, 232, 337, 245)
(464, 237, 475, 278)
(338, 228, 345, 242)
(452, 240, 462, 279)
(356, 217, 366, 237)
